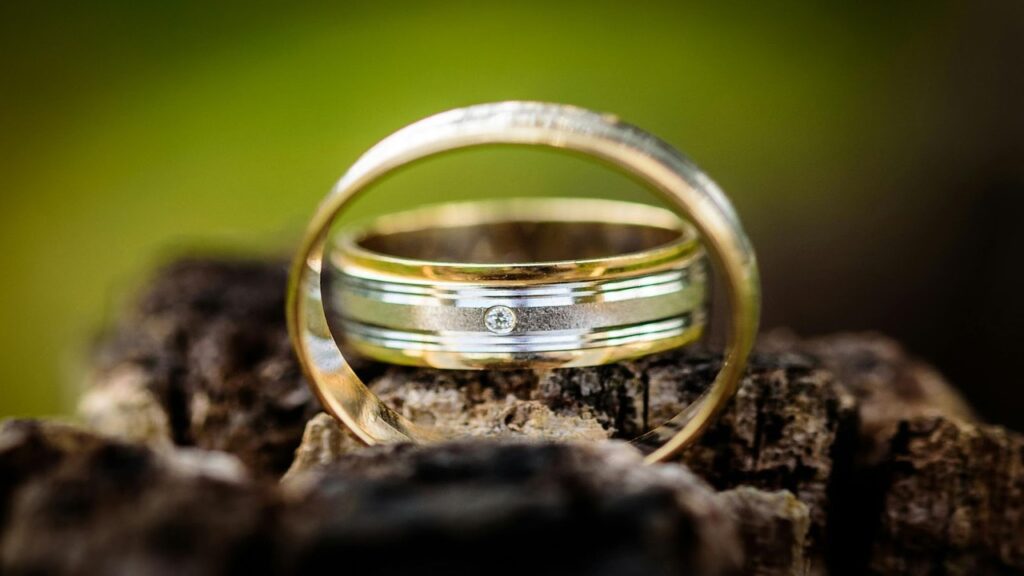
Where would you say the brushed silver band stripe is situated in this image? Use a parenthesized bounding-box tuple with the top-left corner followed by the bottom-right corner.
(338, 314, 698, 354)
(332, 265, 700, 306)
(332, 272, 699, 310)
(332, 284, 703, 333)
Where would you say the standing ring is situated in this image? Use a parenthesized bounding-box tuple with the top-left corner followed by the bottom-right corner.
(287, 102, 760, 463)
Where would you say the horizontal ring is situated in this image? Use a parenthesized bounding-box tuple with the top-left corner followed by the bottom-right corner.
(325, 198, 708, 368)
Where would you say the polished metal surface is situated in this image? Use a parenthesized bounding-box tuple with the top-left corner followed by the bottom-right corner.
(287, 102, 761, 463)
(325, 198, 708, 369)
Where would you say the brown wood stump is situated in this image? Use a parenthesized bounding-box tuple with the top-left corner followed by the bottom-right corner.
(1, 258, 1019, 575)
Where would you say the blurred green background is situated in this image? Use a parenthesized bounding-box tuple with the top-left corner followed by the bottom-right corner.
(1, 2, 1022, 428)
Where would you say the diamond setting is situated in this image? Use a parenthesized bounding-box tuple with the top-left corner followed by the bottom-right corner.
(484, 305, 517, 334)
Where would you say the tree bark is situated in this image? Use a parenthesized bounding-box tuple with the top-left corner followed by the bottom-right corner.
(0, 257, 1017, 575)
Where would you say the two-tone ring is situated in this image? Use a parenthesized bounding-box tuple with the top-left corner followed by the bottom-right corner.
(287, 102, 760, 462)
(325, 197, 709, 369)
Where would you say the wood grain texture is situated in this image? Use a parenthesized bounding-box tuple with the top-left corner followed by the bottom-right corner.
(5, 257, 1014, 575)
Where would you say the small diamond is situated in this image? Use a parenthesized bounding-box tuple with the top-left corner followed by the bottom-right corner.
(484, 305, 517, 334)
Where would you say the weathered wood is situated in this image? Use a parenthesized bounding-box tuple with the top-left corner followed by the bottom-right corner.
(1, 419, 810, 576)
(49, 258, 1024, 575)
(279, 440, 746, 576)
(0, 419, 264, 576)
(718, 487, 810, 576)
(85, 259, 320, 477)
(872, 416, 1024, 574)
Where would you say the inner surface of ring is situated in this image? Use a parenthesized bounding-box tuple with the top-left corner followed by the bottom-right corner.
(357, 221, 683, 264)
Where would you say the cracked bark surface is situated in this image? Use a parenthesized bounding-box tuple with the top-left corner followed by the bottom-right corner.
(0, 420, 755, 576)
(5, 257, 1017, 575)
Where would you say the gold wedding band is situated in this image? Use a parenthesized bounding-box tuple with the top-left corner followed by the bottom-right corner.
(287, 102, 760, 463)
(325, 197, 709, 369)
